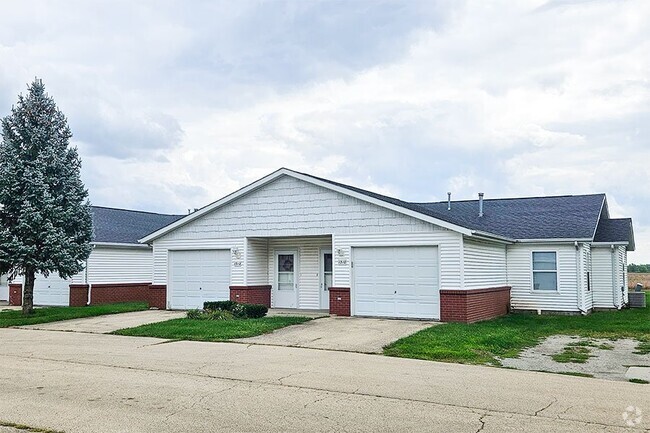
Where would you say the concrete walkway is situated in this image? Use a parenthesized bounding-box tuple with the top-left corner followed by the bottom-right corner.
(0, 328, 648, 432)
(17, 309, 185, 334)
(235, 316, 437, 353)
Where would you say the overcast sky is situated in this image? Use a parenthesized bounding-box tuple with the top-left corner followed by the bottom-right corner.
(1, 0, 649, 261)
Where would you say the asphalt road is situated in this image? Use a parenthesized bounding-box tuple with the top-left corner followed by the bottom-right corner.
(0, 328, 648, 432)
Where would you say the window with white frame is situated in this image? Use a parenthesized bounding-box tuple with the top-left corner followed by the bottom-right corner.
(532, 252, 557, 291)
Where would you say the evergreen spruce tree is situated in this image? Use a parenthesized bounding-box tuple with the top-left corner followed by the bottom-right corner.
(0, 79, 93, 314)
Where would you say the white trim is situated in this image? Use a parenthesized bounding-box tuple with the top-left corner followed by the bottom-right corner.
(591, 242, 629, 247)
(591, 196, 607, 240)
(92, 242, 151, 249)
(319, 248, 332, 310)
(530, 250, 559, 293)
(139, 168, 474, 243)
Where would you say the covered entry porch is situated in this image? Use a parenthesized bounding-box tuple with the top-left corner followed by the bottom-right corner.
(236, 235, 334, 311)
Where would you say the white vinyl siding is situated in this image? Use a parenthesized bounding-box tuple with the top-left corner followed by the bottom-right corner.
(591, 247, 615, 308)
(151, 175, 452, 289)
(507, 244, 579, 312)
(246, 238, 269, 285)
(580, 243, 593, 311)
(266, 236, 331, 309)
(85, 246, 152, 284)
(462, 238, 507, 289)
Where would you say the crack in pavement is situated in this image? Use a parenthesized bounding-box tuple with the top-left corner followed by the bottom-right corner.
(0, 352, 639, 431)
(475, 413, 487, 433)
(534, 397, 557, 416)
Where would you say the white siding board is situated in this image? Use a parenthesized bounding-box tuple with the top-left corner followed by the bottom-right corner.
(592, 247, 614, 308)
(506, 243, 579, 312)
(463, 238, 507, 289)
(246, 238, 269, 285)
(86, 247, 152, 284)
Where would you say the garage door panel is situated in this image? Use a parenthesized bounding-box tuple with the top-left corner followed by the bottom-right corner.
(169, 250, 231, 310)
(33, 273, 70, 306)
(353, 246, 439, 319)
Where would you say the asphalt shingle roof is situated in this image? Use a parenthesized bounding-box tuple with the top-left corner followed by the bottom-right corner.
(299, 171, 607, 240)
(594, 218, 634, 246)
(91, 206, 184, 244)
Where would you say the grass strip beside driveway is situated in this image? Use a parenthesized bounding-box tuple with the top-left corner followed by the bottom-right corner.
(384, 292, 650, 365)
(0, 303, 148, 328)
(113, 316, 312, 341)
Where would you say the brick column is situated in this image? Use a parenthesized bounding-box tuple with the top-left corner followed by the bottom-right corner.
(8, 283, 22, 306)
(69, 284, 89, 307)
(329, 287, 350, 316)
(440, 286, 511, 323)
(229, 285, 271, 307)
(148, 285, 167, 309)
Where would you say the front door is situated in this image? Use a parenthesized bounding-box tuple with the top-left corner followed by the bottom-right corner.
(274, 250, 298, 308)
(320, 249, 333, 309)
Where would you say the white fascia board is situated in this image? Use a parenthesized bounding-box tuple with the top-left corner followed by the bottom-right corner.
(140, 168, 475, 242)
(468, 231, 515, 244)
(591, 242, 629, 247)
(516, 238, 592, 243)
(93, 242, 151, 249)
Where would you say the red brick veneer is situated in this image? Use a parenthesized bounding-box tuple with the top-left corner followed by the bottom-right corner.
(8, 283, 22, 306)
(440, 286, 511, 323)
(148, 284, 167, 309)
(329, 287, 350, 316)
(230, 285, 271, 307)
(69, 284, 89, 307)
(89, 282, 151, 305)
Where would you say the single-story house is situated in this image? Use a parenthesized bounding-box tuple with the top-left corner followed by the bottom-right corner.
(139, 168, 635, 323)
(6, 206, 182, 306)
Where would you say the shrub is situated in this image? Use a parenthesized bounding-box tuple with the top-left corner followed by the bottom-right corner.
(206, 310, 235, 321)
(186, 309, 203, 320)
(204, 300, 237, 312)
(241, 303, 268, 319)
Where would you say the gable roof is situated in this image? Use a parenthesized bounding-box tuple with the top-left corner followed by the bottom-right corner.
(91, 206, 184, 245)
(139, 168, 629, 244)
(593, 218, 635, 251)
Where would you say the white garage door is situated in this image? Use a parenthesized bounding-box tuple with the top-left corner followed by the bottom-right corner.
(169, 250, 231, 310)
(353, 246, 439, 319)
(33, 273, 71, 306)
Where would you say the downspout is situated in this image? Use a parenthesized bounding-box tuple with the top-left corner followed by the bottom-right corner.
(611, 245, 620, 309)
(575, 242, 587, 315)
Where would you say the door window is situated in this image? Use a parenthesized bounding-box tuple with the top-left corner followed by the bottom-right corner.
(278, 254, 295, 291)
(323, 253, 333, 290)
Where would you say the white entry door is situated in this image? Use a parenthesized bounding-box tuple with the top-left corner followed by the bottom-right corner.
(169, 250, 231, 310)
(33, 273, 71, 306)
(320, 249, 333, 309)
(274, 250, 298, 308)
(353, 246, 439, 319)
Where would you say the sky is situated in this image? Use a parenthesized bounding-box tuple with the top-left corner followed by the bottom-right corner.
(0, 0, 649, 262)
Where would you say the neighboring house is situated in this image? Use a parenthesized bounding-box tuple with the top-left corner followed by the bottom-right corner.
(140, 168, 635, 323)
(9, 206, 182, 306)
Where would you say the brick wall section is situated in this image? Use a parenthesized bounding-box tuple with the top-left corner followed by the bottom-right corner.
(440, 286, 511, 323)
(329, 287, 350, 316)
(230, 285, 271, 307)
(148, 285, 167, 309)
(69, 284, 89, 307)
(8, 283, 22, 306)
(89, 282, 151, 305)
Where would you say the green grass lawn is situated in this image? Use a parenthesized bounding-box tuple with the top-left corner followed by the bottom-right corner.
(113, 316, 312, 341)
(0, 302, 148, 328)
(384, 292, 650, 365)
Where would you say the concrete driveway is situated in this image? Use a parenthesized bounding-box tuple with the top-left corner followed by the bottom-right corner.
(234, 316, 436, 353)
(0, 328, 648, 432)
(17, 309, 185, 334)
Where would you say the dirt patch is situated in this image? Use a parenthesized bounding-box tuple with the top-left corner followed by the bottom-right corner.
(501, 335, 650, 381)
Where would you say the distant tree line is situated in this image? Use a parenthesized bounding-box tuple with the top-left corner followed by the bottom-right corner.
(628, 264, 650, 273)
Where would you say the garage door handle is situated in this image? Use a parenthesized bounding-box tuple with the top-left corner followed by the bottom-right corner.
(394, 291, 397, 294)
